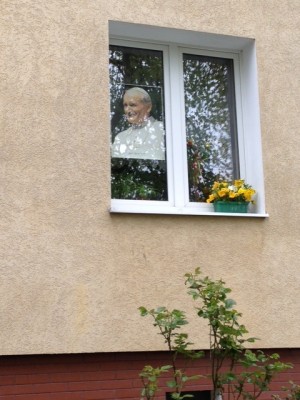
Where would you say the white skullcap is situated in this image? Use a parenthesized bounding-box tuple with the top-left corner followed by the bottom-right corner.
(124, 87, 152, 104)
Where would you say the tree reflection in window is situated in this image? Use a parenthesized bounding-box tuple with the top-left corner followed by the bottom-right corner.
(110, 46, 168, 201)
(183, 54, 239, 202)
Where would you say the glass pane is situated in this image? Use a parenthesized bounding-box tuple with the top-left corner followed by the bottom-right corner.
(183, 53, 239, 202)
(166, 391, 211, 400)
(110, 45, 168, 201)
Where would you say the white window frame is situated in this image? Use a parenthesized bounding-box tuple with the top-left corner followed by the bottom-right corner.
(109, 21, 268, 217)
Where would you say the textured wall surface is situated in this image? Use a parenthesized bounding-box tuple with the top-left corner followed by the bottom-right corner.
(1, 0, 300, 355)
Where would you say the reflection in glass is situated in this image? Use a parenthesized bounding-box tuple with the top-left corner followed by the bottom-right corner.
(183, 54, 239, 202)
(111, 88, 165, 160)
(110, 46, 167, 201)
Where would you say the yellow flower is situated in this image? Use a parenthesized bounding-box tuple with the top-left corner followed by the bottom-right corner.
(234, 179, 244, 188)
(218, 188, 229, 198)
(212, 181, 220, 190)
(229, 191, 237, 199)
(237, 188, 246, 196)
(206, 194, 215, 203)
(244, 189, 256, 202)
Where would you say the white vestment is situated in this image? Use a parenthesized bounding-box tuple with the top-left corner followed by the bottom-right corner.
(111, 117, 165, 160)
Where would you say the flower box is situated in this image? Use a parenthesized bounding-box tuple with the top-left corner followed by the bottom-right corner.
(207, 179, 256, 213)
(213, 201, 249, 213)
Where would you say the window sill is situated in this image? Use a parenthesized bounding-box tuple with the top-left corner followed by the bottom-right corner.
(110, 202, 269, 218)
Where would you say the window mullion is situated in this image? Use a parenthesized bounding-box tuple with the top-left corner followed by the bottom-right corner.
(168, 45, 189, 208)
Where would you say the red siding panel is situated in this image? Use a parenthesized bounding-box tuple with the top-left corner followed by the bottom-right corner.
(0, 349, 299, 399)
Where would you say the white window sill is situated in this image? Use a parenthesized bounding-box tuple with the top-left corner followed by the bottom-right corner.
(110, 201, 269, 218)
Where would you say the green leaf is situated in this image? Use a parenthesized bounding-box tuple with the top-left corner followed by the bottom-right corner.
(225, 298, 236, 309)
(167, 380, 177, 388)
(161, 365, 173, 371)
(139, 306, 148, 316)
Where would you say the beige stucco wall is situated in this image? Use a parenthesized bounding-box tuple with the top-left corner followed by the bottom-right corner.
(1, 0, 299, 355)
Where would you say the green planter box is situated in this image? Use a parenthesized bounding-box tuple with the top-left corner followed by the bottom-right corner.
(213, 201, 249, 213)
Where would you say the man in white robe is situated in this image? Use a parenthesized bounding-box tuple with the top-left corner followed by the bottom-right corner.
(111, 87, 165, 160)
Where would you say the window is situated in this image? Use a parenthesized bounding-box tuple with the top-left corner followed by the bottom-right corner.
(110, 45, 168, 201)
(109, 22, 267, 217)
(166, 390, 211, 400)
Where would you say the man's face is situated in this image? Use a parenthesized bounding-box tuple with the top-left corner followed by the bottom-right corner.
(123, 94, 151, 125)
